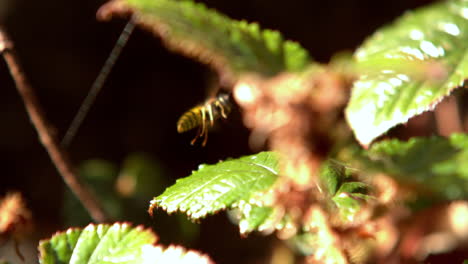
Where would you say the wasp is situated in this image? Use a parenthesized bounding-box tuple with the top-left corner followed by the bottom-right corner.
(177, 92, 232, 146)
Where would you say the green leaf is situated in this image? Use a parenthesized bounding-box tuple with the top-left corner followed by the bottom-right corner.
(319, 160, 372, 223)
(332, 192, 372, 223)
(332, 182, 371, 223)
(39, 223, 213, 264)
(235, 200, 292, 235)
(355, 134, 468, 200)
(319, 160, 347, 196)
(98, 0, 311, 84)
(237, 205, 275, 234)
(150, 152, 280, 220)
(346, 0, 468, 146)
(39, 223, 156, 264)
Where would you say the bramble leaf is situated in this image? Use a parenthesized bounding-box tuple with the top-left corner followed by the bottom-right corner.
(39, 223, 155, 264)
(332, 190, 372, 223)
(319, 160, 346, 196)
(319, 161, 372, 223)
(38, 223, 213, 264)
(149, 152, 280, 220)
(346, 0, 468, 146)
(98, 0, 311, 84)
(350, 134, 468, 200)
(237, 205, 277, 235)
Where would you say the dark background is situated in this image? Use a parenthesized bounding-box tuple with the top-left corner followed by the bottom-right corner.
(0, 0, 438, 263)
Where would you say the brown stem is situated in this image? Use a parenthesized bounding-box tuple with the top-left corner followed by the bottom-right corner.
(0, 28, 109, 223)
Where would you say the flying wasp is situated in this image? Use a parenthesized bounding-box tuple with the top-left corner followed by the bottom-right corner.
(177, 92, 233, 146)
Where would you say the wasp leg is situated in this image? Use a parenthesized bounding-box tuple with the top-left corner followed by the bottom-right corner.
(216, 101, 229, 119)
(190, 125, 203, 145)
(201, 128, 209, 147)
(202, 105, 213, 146)
(190, 109, 204, 145)
(190, 107, 209, 146)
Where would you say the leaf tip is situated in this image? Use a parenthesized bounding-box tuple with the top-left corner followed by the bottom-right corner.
(148, 199, 160, 217)
(97, 0, 132, 22)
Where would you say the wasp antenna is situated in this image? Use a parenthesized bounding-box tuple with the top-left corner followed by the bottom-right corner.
(61, 20, 135, 147)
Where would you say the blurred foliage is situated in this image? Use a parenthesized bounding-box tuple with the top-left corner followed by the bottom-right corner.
(346, 0, 468, 145)
(95, 0, 468, 263)
(340, 134, 468, 200)
(99, 0, 311, 85)
(319, 161, 372, 224)
(1, 0, 466, 262)
(63, 153, 199, 244)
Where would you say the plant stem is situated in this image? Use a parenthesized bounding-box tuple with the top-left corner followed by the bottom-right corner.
(0, 28, 109, 223)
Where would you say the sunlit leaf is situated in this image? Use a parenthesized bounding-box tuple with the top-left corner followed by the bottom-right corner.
(38, 223, 213, 264)
(140, 245, 213, 264)
(237, 205, 275, 235)
(39, 223, 156, 264)
(150, 152, 280, 220)
(346, 0, 468, 145)
(235, 200, 292, 235)
(98, 0, 311, 85)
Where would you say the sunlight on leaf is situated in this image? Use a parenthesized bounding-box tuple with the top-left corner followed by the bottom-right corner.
(98, 0, 311, 85)
(237, 205, 275, 235)
(149, 152, 280, 220)
(39, 223, 213, 264)
(39, 223, 156, 264)
(346, 0, 468, 146)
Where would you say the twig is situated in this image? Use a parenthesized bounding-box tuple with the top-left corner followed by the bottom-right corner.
(62, 21, 135, 147)
(0, 28, 109, 222)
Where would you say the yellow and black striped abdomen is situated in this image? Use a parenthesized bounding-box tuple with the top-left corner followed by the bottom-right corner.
(177, 106, 204, 133)
(177, 93, 232, 146)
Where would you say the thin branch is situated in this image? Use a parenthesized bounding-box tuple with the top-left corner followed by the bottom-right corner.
(62, 21, 135, 147)
(0, 28, 109, 223)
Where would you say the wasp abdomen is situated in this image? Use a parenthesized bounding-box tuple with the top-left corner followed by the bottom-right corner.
(176, 93, 233, 146)
(177, 107, 204, 133)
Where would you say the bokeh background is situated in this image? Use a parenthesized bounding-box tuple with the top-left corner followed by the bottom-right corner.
(0, 0, 446, 263)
